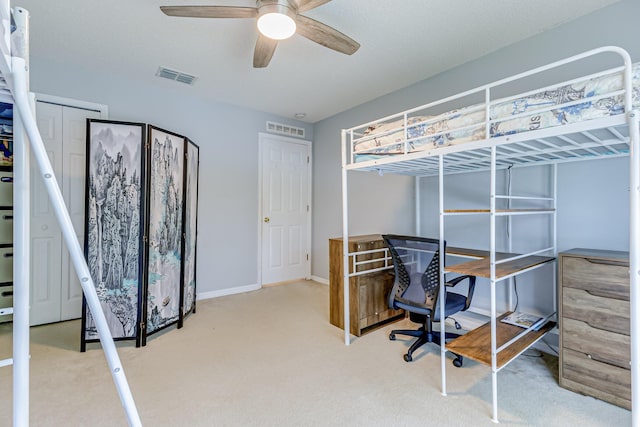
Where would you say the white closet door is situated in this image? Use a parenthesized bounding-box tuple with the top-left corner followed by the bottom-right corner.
(30, 102, 63, 325)
(60, 106, 100, 320)
(31, 102, 101, 325)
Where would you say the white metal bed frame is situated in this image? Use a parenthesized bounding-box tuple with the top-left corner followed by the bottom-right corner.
(0, 4, 142, 426)
(341, 46, 639, 424)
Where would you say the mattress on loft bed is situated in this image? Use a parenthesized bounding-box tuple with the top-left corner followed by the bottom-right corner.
(354, 63, 640, 161)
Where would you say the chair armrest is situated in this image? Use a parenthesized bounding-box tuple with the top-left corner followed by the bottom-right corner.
(445, 274, 477, 311)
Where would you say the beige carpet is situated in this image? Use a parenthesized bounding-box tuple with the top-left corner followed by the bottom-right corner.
(0, 281, 631, 426)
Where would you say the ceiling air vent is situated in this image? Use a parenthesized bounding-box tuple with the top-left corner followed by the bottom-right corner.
(267, 121, 305, 138)
(156, 66, 198, 85)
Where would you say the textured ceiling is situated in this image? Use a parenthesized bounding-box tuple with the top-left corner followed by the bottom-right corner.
(15, 0, 621, 122)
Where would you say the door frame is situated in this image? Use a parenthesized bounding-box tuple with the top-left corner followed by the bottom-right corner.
(33, 93, 109, 119)
(257, 132, 312, 286)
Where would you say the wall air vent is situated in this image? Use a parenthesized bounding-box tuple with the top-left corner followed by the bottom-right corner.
(266, 121, 305, 138)
(156, 66, 198, 86)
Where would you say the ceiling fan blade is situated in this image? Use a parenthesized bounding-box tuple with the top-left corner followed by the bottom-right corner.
(296, 15, 359, 55)
(254, 34, 278, 68)
(160, 6, 257, 19)
(291, 0, 333, 13)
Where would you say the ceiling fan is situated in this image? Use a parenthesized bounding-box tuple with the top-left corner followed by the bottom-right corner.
(160, 0, 360, 68)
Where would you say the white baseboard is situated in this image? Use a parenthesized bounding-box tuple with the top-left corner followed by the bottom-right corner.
(311, 275, 329, 285)
(196, 283, 261, 300)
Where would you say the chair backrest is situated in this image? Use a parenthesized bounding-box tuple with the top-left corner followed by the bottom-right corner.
(382, 235, 445, 311)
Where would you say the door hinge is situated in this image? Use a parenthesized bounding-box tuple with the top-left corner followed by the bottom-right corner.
(306, 254, 309, 261)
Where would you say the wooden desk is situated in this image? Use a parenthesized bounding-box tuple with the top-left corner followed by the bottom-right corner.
(329, 235, 404, 336)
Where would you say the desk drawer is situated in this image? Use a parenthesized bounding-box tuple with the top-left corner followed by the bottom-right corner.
(562, 256, 628, 300)
(562, 317, 629, 369)
(561, 347, 630, 409)
(562, 287, 629, 335)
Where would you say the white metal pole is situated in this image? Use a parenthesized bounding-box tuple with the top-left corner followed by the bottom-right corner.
(490, 146, 499, 424)
(12, 8, 28, 426)
(11, 58, 142, 427)
(341, 130, 350, 345)
(439, 154, 446, 396)
(12, 72, 29, 427)
(416, 176, 421, 235)
(629, 110, 640, 427)
(552, 164, 558, 317)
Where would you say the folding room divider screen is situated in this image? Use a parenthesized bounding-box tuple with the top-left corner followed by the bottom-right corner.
(81, 120, 199, 350)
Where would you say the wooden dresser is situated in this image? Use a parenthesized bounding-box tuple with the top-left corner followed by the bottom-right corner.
(329, 235, 403, 336)
(558, 248, 630, 409)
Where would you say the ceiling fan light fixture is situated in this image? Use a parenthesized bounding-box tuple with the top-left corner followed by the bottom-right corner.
(257, 3, 296, 40)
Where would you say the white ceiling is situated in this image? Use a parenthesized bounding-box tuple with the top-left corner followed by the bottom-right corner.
(15, 0, 620, 123)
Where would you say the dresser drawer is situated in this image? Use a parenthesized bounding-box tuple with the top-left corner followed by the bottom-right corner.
(561, 348, 631, 409)
(0, 171, 11, 207)
(562, 256, 628, 300)
(562, 317, 629, 369)
(562, 286, 629, 335)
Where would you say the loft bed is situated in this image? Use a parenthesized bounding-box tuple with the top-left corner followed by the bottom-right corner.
(0, 3, 142, 426)
(340, 46, 639, 424)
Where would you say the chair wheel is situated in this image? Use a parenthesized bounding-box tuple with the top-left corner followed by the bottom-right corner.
(389, 333, 396, 341)
(403, 353, 412, 362)
(452, 357, 463, 368)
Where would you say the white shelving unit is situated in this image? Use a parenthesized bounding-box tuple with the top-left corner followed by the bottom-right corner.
(440, 150, 557, 422)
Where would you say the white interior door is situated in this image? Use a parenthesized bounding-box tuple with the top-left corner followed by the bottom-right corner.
(60, 106, 98, 320)
(260, 133, 311, 285)
(30, 102, 63, 325)
(30, 100, 102, 325)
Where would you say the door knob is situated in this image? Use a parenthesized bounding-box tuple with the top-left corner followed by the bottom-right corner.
(264, 217, 270, 223)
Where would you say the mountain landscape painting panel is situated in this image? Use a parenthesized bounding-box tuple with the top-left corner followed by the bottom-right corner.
(146, 126, 185, 334)
(183, 140, 199, 316)
(83, 120, 145, 343)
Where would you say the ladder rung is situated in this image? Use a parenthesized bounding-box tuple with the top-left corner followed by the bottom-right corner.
(0, 357, 12, 367)
(0, 306, 12, 316)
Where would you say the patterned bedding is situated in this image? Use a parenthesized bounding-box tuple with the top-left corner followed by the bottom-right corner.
(354, 64, 640, 161)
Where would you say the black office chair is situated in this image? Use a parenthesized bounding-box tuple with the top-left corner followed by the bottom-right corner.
(382, 235, 476, 366)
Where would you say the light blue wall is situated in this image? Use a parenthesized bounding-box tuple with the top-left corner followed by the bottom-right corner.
(28, 56, 313, 296)
(312, 0, 639, 314)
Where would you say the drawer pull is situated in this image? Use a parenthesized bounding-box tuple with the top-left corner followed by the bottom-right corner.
(0, 177, 12, 183)
(584, 352, 629, 369)
(2, 215, 12, 220)
(585, 257, 628, 267)
(3, 253, 12, 258)
(0, 290, 11, 297)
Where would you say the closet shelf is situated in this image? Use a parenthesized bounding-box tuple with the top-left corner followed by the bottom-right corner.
(446, 311, 556, 369)
(445, 254, 555, 278)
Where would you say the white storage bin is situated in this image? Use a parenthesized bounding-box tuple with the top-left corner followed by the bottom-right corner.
(0, 285, 12, 323)
(0, 246, 12, 283)
(0, 209, 12, 244)
(0, 171, 11, 207)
